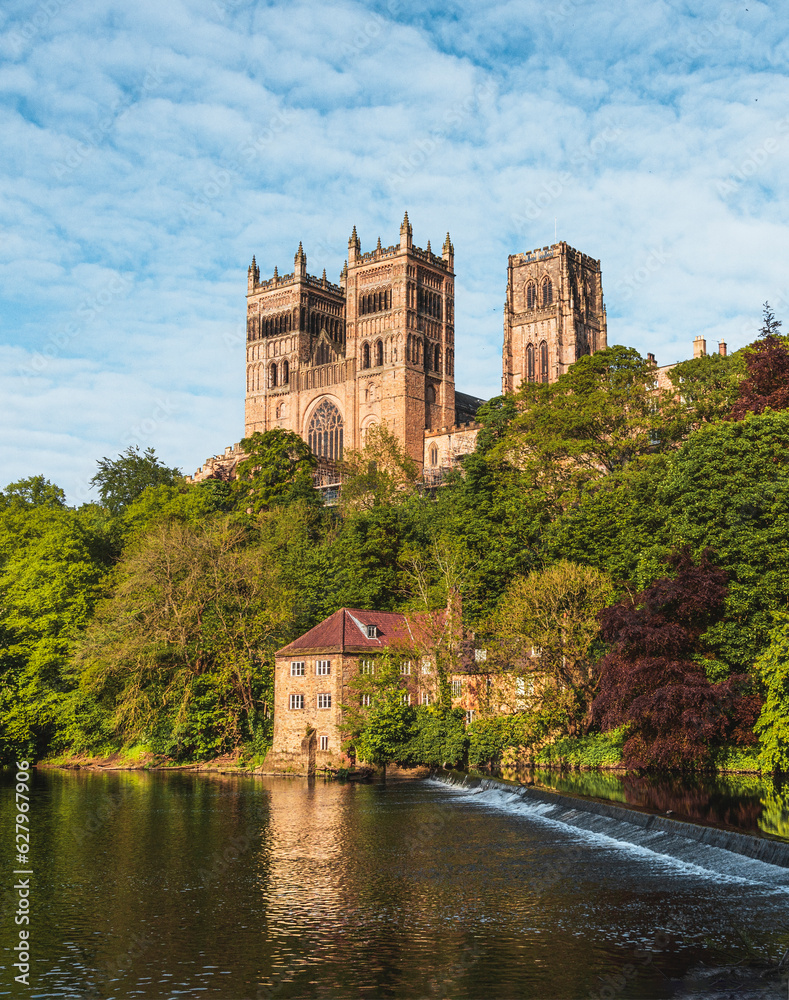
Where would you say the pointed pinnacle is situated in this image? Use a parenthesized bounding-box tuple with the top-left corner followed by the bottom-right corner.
(426, 239, 432, 253)
(376, 236, 382, 250)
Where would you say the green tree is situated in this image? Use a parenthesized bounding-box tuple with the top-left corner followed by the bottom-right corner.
(755, 614, 789, 773)
(339, 423, 419, 513)
(658, 411, 789, 672)
(90, 446, 182, 515)
(495, 346, 664, 505)
(490, 561, 615, 735)
(542, 455, 670, 589)
(234, 430, 319, 514)
(342, 652, 416, 769)
(0, 502, 110, 762)
(661, 350, 745, 434)
(76, 517, 296, 760)
(0, 475, 67, 510)
(122, 478, 236, 536)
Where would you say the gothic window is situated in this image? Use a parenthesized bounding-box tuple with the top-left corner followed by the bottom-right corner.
(375, 340, 384, 367)
(366, 383, 377, 402)
(526, 343, 535, 382)
(542, 277, 553, 307)
(434, 344, 440, 372)
(361, 342, 370, 369)
(526, 282, 537, 309)
(429, 444, 438, 467)
(308, 399, 344, 461)
(539, 341, 549, 383)
(268, 362, 277, 388)
(282, 359, 289, 384)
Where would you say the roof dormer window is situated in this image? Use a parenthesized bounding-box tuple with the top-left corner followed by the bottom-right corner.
(366, 625, 378, 639)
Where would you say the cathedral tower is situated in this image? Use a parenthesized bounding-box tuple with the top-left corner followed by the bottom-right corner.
(244, 215, 457, 469)
(502, 242, 607, 393)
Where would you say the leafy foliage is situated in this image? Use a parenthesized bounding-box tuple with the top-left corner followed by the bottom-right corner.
(754, 614, 789, 774)
(76, 517, 296, 760)
(491, 561, 614, 734)
(91, 446, 182, 515)
(593, 551, 762, 770)
(731, 334, 789, 419)
(234, 430, 319, 513)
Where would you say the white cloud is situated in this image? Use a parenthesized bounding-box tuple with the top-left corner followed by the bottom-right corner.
(1, 0, 788, 500)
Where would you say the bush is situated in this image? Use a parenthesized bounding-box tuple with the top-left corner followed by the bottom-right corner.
(536, 728, 628, 768)
(401, 707, 468, 767)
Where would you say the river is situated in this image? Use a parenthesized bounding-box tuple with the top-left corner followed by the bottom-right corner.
(1, 769, 787, 999)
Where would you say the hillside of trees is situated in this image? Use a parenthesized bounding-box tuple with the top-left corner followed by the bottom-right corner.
(3, 306, 789, 775)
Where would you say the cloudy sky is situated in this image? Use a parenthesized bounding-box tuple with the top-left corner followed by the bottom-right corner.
(1, 0, 787, 502)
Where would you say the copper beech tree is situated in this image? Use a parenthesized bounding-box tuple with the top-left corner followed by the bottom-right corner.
(592, 550, 761, 770)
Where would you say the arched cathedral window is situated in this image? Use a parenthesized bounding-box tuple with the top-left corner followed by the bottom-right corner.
(526, 343, 535, 382)
(542, 277, 553, 307)
(361, 342, 370, 369)
(308, 399, 344, 461)
(539, 341, 549, 383)
(282, 359, 289, 384)
(375, 340, 384, 367)
(526, 282, 537, 309)
(269, 362, 277, 388)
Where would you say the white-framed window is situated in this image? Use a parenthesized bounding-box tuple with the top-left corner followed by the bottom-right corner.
(421, 692, 430, 705)
(400, 661, 411, 675)
(421, 658, 431, 675)
(317, 693, 331, 709)
(465, 709, 475, 724)
(319, 735, 329, 751)
(474, 648, 487, 663)
(289, 694, 304, 710)
(316, 659, 331, 676)
(361, 659, 375, 675)
(401, 692, 411, 705)
(290, 661, 305, 676)
(366, 624, 378, 638)
(360, 694, 372, 707)
(452, 679, 463, 697)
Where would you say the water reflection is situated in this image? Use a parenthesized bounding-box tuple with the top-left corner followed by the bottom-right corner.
(495, 765, 789, 841)
(1, 770, 787, 999)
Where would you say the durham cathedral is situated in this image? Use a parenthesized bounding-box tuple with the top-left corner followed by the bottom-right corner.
(189, 214, 608, 484)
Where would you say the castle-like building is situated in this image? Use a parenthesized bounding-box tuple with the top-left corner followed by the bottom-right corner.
(189, 217, 608, 482)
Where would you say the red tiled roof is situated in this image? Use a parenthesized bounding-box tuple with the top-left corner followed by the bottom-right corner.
(276, 608, 443, 656)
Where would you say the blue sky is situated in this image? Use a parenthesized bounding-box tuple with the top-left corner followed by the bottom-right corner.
(1, 0, 788, 502)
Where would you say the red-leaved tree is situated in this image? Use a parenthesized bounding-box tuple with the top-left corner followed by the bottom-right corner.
(592, 550, 761, 770)
(731, 305, 789, 418)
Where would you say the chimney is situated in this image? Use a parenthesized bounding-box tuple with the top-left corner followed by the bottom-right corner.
(647, 352, 656, 364)
(693, 336, 706, 359)
(718, 341, 727, 357)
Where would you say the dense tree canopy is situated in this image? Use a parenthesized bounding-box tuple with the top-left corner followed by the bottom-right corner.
(3, 311, 788, 772)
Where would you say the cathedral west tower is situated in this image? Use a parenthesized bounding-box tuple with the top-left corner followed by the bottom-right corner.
(244, 213, 457, 469)
(502, 242, 607, 393)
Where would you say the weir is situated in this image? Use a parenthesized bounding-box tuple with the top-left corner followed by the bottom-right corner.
(432, 768, 789, 886)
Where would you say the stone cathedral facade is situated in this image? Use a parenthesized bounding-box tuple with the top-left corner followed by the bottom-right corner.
(243, 213, 484, 473)
(188, 221, 608, 484)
